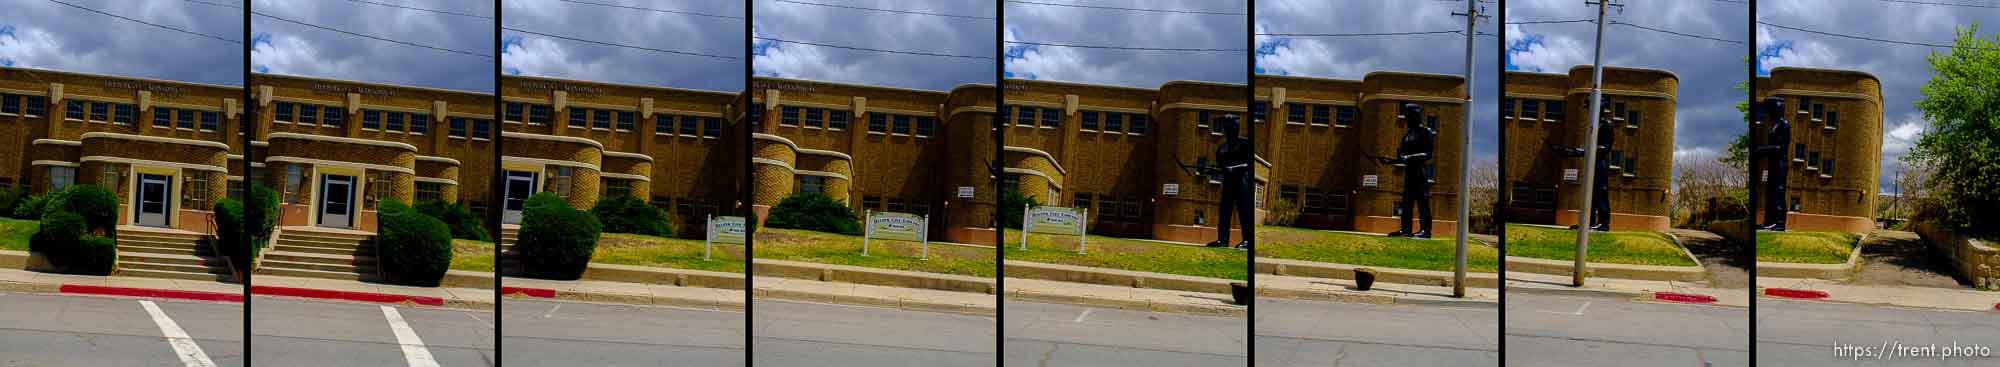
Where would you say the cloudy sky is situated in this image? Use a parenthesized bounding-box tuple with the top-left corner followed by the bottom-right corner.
(503, 0, 743, 91)
(1256, 0, 1502, 168)
(1507, 0, 1747, 185)
(1005, 0, 1248, 87)
(1758, 0, 2000, 193)
(0, 0, 243, 85)
(251, 0, 493, 92)
(753, 0, 994, 91)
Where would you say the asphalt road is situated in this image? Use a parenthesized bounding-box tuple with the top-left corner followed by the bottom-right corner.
(250, 296, 494, 366)
(1506, 293, 1749, 366)
(500, 299, 744, 366)
(0, 291, 244, 366)
(1004, 301, 1248, 367)
(1758, 299, 2000, 366)
(752, 299, 994, 367)
(1256, 298, 1497, 366)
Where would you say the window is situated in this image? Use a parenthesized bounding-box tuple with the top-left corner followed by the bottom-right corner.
(1827, 111, 1839, 128)
(1609, 150, 1624, 169)
(868, 113, 887, 132)
(416, 182, 445, 202)
(703, 117, 721, 138)
(1627, 110, 1640, 127)
(1081, 111, 1099, 130)
(749, 103, 764, 125)
(568, 108, 587, 127)
(1122, 195, 1142, 220)
(1251, 101, 1268, 122)
(228, 179, 245, 202)
(828, 110, 849, 130)
(274, 102, 293, 121)
(283, 164, 303, 204)
(1335, 106, 1357, 125)
(1425, 115, 1438, 130)
(24, 96, 44, 116)
(48, 166, 76, 191)
(1040, 107, 1059, 128)
(504, 102, 524, 122)
(363, 110, 382, 129)
(1794, 144, 1807, 161)
(1823, 158, 1835, 176)
(892, 115, 911, 134)
(1304, 189, 1327, 213)
(1811, 103, 1825, 120)
(1520, 100, 1539, 120)
(1287, 103, 1306, 123)
(1000, 173, 1020, 193)
(472, 119, 491, 139)
(113, 104, 133, 124)
(528, 104, 551, 124)
(1129, 114, 1148, 134)
(1104, 112, 1123, 132)
(411, 113, 430, 134)
(1807, 151, 1820, 169)
(1073, 193, 1093, 211)
(1198, 110, 1210, 129)
(323, 108, 344, 128)
(797, 176, 824, 194)
(601, 178, 633, 199)
(804, 108, 822, 128)
(0, 94, 17, 114)
(915, 116, 936, 137)
(887, 198, 908, 213)
(177, 109, 196, 129)
(549, 167, 575, 197)
(679, 115, 699, 136)
(64, 100, 84, 120)
(616, 110, 635, 131)
(184, 174, 210, 213)
(383, 111, 404, 132)
(998, 105, 1011, 126)
(654, 115, 673, 134)
(1546, 100, 1565, 121)
(89, 102, 108, 121)
(153, 107, 174, 127)
(365, 172, 391, 210)
(862, 196, 881, 212)
(1501, 99, 1514, 119)
(1612, 102, 1627, 120)
(1015, 106, 1035, 126)
(450, 117, 467, 137)
(300, 104, 319, 125)
(780, 106, 799, 126)
(593, 110, 612, 129)
(1311, 105, 1330, 125)
(200, 111, 218, 131)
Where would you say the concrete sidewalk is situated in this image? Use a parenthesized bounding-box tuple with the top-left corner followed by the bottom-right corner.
(1258, 273, 1495, 307)
(502, 276, 743, 311)
(0, 266, 240, 294)
(1757, 276, 2000, 312)
(754, 276, 994, 315)
(1004, 277, 1244, 316)
(1507, 271, 1750, 307)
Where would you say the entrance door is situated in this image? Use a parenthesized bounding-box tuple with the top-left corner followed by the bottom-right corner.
(320, 175, 354, 228)
(135, 174, 171, 227)
(502, 171, 537, 224)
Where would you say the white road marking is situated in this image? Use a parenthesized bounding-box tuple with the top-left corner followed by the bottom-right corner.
(542, 303, 563, 318)
(1537, 301, 1591, 316)
(1073, 309, 1092, 323)
(381, 306, 442, 367)
(138, 300, 218, 367)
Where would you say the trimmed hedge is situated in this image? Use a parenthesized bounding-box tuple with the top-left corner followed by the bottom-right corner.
(11, 193, 54, 220)
(0, 186, 25, 217)
(765, 192, 861, 235)
(416, 199, 489, 242)
(63, 185, 118, 235)
(214, 198, 247, 269)
(215, 185, 279, 272)
(997, 189, 1040, 229)
(591, 194, 671, 237)
(29, 210, 86, 256)
(375, 199, 454, 286)
(245, 185, 278, 258)
(517, 192, 600, 280)
(27, 186, 121, 275)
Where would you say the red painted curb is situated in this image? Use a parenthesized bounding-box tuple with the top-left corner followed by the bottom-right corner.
(500, 286, 556, 298)
(250, 286, 445, 306)
(1764, 288, 1829, 299)
(59, 285, 244, 302)
(1654, 292, 1718, 304)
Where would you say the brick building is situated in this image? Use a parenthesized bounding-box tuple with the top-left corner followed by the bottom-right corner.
(1253, 72, 1469, 236)
(1752, 67, 1882, 233)
(498, 75, 746, 237)
(1, 67, 237, 234)
(1502, 66, 1677, 231)
(749, 77, 995, 245)
(247, 74, 494, 234)
(1003, 79, 1254, 244)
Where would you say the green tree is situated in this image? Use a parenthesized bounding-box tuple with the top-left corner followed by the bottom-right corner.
(1721, 56, 1753, 169)
(765, 192, 860, 235)
(1907, 23, 2000, 238)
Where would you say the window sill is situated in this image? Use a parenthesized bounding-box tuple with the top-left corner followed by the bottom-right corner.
(1823, 126, 1837, 131)
(1625, 124, 1639, 129)
(1819, 174, 1833, 178)
(449, 136, 467, 140)
(614, 129, 631, 133)
(411, 133, 425, 136)
(199, 129, 215, 133)
(591, 127, 612, 131)
(471, 138, 490, 142)
(503, 120, 524, 125)
(1335, 124, 1353, 129)
(363, 128, 379, 131)
(1039, 126, 1055, 130)
(703, 136, 719, 140)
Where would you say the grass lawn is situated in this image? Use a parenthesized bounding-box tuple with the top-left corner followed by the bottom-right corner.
(753, 228, 993, 277)
(1001, 229, 1247, 280)
(450, 239, 494, 272)
(1257, 226, 1499, 273)
(1756, 231, 1859, 264)
(587, 233, 746, 274)
(1505, 224, 1697, 266)
(0, 217, 35, 251)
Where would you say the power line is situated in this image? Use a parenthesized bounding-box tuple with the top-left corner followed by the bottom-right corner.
(1759, 20, 2000, 51)
(505, 27, 740, 60)
(559, 0, 742, 20)
(1005, 41, 1243, 52)
(181, 0, 240, 9)
(44, 0, 240, 44)
(1505, 19, 1594, 25)
(1877, 0, 2000, 9)
(1711, 0, 1748, 4)
(1612, 21, 1742, 44)
(342, 0, 491, 19)
(1004, 0, 1246, 16)
(1259, 30, 1461, 37)
(252, 10, 492, 58)
(755, 37, 992, 59)
(774, 0, 993, 20)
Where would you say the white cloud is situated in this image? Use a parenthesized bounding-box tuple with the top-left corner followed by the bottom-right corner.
(0, 26, 74, 69)
(1506, 26, 1588, 73)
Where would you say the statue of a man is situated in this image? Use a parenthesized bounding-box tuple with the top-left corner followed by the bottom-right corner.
(1555, 102, 1616, 232)
(1753, 97, 1791, 231)
(1382, 103, 1436, 238)
(1208, 113, 1254, 250)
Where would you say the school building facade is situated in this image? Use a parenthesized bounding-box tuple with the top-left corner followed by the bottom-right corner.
(1, 67, 238, 234)
(748, 77, 995, 245)
(1003, 79, 1256, 244)
(1252, 72, 1467, 236)
(1752, 67, 1882, 234)
(1502, 66, 1678, 231)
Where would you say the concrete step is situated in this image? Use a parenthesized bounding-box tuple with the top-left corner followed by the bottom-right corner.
(119, 252, 224, 267)
(259, 259, 365, 274)
(118, 238, 200, 250)
(279, 229, 372, 242)
(115, 268, 232, 282)
(119, 232, 204, 243)
(120, 261, 229, 275)
(262, 251, 376, 266)
(275, 238, 367, 250)
(256, 266, 366, 281)
(271, 243, 370, 256)
(118, 244, 203, 256)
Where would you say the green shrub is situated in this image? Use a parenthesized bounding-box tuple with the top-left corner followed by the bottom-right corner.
(374, 199, 454, 286)
(765, 192, 860, 235)
(213, 198, 248, 270)
(1264, 200, 1300, 227)
(0, 186, 25, 216)
(517, 192, 600, 279)
(590, 195, 671, 236)
(60, 185, 119, 234)
(416, 199, 489, 242)
(245, 185, 278, 258)
(28, 210, 114, 275)
(68, 235, 118, 275)
(997, 189, 1040, 229)
(11, 193, 53, 220)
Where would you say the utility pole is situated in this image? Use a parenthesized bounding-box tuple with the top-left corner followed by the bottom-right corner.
(1575, 0, 1622, 287)
(1451, 0, 1489, 299)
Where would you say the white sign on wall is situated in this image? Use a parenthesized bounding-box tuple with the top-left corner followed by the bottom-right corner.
(1564, 169, 1580, 182)
(1162, 183, 1179, 196)
(1362, 175, 1379, 187)
(957, 186, 975, 198)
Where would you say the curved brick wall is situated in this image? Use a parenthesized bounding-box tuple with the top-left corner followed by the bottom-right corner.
(1754, 67, 1884, 230)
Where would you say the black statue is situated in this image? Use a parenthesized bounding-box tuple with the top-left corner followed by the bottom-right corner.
(1378, 103, 1436, 238)
(1207, 114, 1255, 250)
(1554, 103, 1616, 232)
(1752, 97, 1791, 231)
